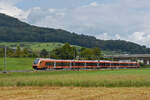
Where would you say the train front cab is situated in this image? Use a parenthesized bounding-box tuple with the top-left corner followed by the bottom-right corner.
(33, 59, 47, 70)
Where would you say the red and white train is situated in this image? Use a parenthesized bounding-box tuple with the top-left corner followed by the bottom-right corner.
(32, 58, 140, 70)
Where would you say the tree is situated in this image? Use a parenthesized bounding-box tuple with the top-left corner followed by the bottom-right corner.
(61, 43, 74, 59)
(80, 48, 93, 60)
(22, 48, 30, 57)
(15, 45, 21, 57)
(40, 49, 48, 58)
(50, 43, 75, 59)
(50, 48, 61, 59)
(72, 46, 77, 59)
(0, 48, 4, 57)
(7, 48, 14, 57)
(92, 47, 102, 59)
(79, 47, 102, 60)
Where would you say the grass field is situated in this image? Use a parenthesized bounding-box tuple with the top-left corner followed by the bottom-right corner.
(1, 87, 150, 100)
(0, 58, 150, 87)
(0, 42, 63, 51)
(0, 58, 34, 71)
(0, 68, 150, 87)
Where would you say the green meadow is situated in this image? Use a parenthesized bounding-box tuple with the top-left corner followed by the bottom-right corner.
(0, 58, 34, 71)
(0, 68, 150, 87)
(0, 57, 149, 87)
(0, 42, 81, 51)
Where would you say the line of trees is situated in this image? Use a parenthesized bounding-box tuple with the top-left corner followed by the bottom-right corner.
(0, 43, 103, 60)
(40, 43, 103, 60)
(0, 46, 33, 57)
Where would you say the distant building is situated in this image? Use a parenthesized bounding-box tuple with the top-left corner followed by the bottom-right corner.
(105, 54, 150, 65)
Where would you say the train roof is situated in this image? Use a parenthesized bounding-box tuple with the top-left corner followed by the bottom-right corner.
(36, 58, 137, 63)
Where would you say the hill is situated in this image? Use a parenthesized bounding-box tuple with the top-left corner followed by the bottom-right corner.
(0, 13, 149, 54)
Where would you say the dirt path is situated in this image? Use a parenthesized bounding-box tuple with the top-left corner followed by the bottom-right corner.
(0, 87, 150, 100)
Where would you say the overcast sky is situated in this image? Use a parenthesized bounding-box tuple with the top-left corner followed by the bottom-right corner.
(0, 0, 150, 47)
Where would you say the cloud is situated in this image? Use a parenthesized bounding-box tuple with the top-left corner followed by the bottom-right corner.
(96, 33, 121, 40)
(0, 0, 29, 21)
(96, 33, 114, 40)
(88, 2, 99, 7)
(1, 0, 150, 47)
(128, 32, 150, 47)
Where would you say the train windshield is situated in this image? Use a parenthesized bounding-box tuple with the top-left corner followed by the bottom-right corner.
(34, 59, 40, 64)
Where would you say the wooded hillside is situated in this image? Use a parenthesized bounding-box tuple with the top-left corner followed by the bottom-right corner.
(0, 13, 149, 54)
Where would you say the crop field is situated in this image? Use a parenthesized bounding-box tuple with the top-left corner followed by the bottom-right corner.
(0, 87, 150, 100)
(1, 69, 150, 100)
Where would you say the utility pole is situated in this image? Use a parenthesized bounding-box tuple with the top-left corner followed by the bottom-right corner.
(3, 46, 7, 73)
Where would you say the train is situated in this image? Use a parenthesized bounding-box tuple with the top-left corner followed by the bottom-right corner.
(32, 58, 140, 70)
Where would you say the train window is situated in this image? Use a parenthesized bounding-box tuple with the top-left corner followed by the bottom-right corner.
(111, 63, 114, 66)
(34, 59, 40, 64)
(129, 64, 133, 66)
(100, 63, 121, 66)
(99, 63, 102, 66)
(72, 62, 76, 66)
(120, 63, 124, 66)
(100, 63, 105, 66)
(105, 63, 110, 66)
(56, 62, 70, 66)
(113, 63, 118, 66)
(56, 62, 62, 66)
(75, 63, 85, 66)
(120, 63, 126, 66)
(86, 63, 97, 66)
(116, 63, 120, 66)
(130, 64, 136, 66)
(45, 62, 54, 66)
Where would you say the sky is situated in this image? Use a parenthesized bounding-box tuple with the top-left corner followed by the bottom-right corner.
(0, 0, 150, 47)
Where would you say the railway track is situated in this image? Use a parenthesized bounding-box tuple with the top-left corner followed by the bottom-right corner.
(0, 67, 142, 73)
(0, 70, 33, 73)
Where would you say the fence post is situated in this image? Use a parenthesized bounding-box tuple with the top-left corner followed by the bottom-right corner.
(3, 46, 7, 73)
